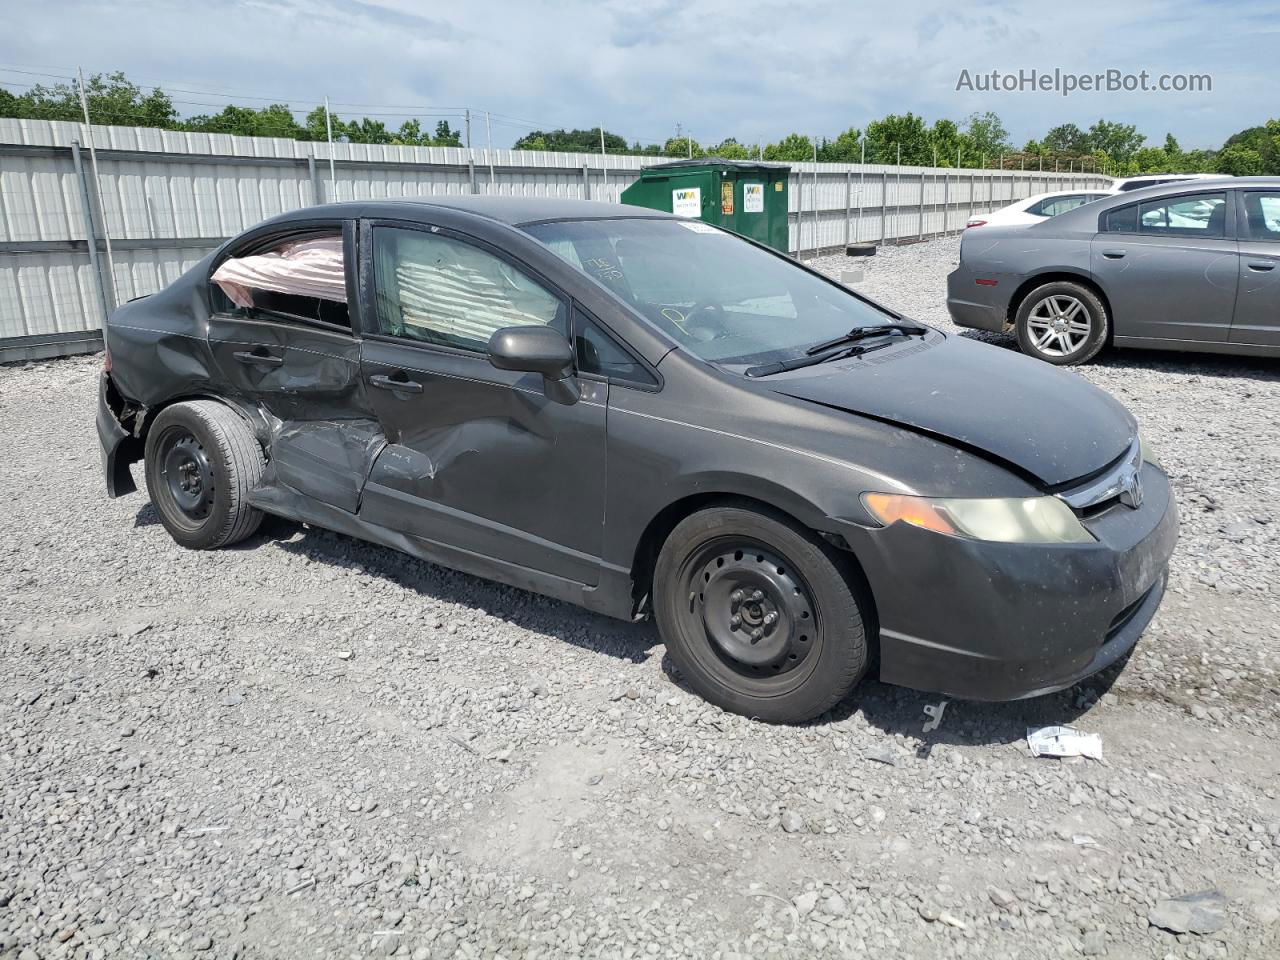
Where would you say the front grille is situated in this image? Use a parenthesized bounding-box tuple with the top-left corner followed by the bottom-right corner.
(1055, 438, 1143, 514)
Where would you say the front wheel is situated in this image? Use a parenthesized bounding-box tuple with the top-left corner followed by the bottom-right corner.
(1014, 281, 1109, 366)
(653, 505, 869, 723)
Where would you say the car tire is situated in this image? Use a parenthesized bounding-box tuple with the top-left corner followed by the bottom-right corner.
(653, 504, 869, 723)
(144, 400, 265, 550)
(1014, 281, 1109, 366)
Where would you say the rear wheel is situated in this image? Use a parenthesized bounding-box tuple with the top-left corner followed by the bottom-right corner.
(1014, 280, 1108, 366)
(144, 400, 264, 550)
(654, 505, 869, 723)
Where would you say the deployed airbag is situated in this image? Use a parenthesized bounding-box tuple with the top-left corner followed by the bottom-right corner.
(212, 237, 346, 308)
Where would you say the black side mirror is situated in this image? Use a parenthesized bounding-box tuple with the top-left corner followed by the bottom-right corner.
(487, 326, 580, 404)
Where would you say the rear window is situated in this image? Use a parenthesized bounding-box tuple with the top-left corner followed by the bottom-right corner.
(212, 232, 350, 329)
(1103, 205, 1139, 232)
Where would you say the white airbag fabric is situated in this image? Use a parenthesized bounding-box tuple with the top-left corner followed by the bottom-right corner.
(211, 237, 346, 308)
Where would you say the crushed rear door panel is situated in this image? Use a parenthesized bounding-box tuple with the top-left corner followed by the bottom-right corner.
(207, 314, 383, 512)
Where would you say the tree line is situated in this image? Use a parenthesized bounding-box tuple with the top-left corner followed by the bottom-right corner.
(3, 72, 1277, 176)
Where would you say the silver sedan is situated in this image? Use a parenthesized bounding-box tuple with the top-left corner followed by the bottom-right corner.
(947, 177, 1280, 364)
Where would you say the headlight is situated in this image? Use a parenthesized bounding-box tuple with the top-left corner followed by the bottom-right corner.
(861, 492, 1095, 544)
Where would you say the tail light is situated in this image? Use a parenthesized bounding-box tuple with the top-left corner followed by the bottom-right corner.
(103, 342, 112, 372)
(966, 219, 987, 228)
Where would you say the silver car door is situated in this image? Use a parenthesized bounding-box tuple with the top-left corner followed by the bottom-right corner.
(1091, 191, 1238, 344)
(1231, 189, 1280, 347)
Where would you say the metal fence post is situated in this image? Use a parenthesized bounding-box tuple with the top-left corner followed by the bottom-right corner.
(844, 169, 851, 249)
(943, 169, 950, 236)
(812, 166, 820, 257)
(917, 170, 925, 241)
(881, 170, 888, 243)
(307, 151, 321, 206)
(71, 139, 111, 324)
(857, 163, 865, 246)
(794, 171, 802, 257)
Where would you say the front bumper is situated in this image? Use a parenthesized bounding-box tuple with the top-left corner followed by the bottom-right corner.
(849, 463, 1179, 701)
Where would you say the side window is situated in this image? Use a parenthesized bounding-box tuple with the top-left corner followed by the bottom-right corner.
(1104, 204, 1139, 233)
(574, 315, 657, 386)
(373, 226, 566, 351)
(1034, 196, 1085, 217)
(1241, 192, 1280, 242)
(1137, 192, 1227, 238)
(211, 233, 350, 329)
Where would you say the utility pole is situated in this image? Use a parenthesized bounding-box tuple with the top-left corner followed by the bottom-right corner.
(77, 67, 116, 306)
(599, 123, 607, 194)
(486, 111, 495, 191)
(324, 96, 336, 201)
(465, 109, 471, 148)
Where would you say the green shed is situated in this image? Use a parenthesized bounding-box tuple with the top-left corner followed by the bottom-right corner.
(620, 158, 791, 253)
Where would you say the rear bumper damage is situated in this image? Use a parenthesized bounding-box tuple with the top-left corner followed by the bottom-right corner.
(97, 372, 142, 498)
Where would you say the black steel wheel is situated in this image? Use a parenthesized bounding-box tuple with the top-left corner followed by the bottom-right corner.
(654, 504, 869, 723)
(144, 400, 265, 550)
(155, 427, 216, 528)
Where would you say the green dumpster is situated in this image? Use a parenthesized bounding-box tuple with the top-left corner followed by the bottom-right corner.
(620, 158, 791, 253)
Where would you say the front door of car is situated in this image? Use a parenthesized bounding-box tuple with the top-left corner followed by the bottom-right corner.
(356, 221, 608, 586)
(206, 223, 382, 514)
(1090, 191, 1238, 343)
(1231, 189, 1280, 347)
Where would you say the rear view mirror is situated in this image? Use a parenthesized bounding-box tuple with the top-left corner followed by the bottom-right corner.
(487, 326, 580, 404)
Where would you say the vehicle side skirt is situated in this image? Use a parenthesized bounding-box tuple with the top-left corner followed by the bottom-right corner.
(247, 479, 638, 621)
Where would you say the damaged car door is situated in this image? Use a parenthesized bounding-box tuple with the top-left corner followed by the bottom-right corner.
(206, 222, 382, 513)
(356, 221, 607, 585)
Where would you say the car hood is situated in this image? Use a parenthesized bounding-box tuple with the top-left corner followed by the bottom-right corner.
(768, 334, 1136, 487)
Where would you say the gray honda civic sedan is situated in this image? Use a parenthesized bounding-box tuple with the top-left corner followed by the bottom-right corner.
(99, 196, 1177, 722)
(948, 177, 1280, 364)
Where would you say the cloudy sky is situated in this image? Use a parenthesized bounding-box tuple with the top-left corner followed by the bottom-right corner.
(2, 0, 1275, 149)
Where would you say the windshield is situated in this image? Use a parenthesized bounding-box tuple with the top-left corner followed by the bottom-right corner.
(522, 218, 898, 369)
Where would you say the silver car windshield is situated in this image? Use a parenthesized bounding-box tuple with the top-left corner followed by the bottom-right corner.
(522, 218, 896, 367)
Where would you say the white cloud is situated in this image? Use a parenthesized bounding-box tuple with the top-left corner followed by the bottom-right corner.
(1, 0, 1272, 148)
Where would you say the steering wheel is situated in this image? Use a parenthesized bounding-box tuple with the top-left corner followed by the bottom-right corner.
(682, 301, 729, 342)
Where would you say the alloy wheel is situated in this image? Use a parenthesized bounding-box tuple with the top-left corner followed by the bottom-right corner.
(1026, 294, 1091, 357)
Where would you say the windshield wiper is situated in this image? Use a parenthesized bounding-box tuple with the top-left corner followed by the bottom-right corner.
(803, 323, 928, 356)
(744, 345, 866, 378)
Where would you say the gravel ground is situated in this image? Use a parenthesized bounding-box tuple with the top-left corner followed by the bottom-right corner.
(3, 235, 1279, 960)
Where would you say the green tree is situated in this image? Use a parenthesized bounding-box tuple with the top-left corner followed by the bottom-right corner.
(816, 127, 862, 163)
(763, 133, 815, 162)
(1042, 123, 1088, 156)
(185, 104, 303, 139)
(662, 136, 703, 158)
(708, 137, 756, 160)
(0, 71, 177, 127)
(963, 111, 1010, 161)
(1216, 144, 1264, 176)
(512, 128, 626, 152)
(1085, 120, 1146, 163)
(864, 113, 930, 164)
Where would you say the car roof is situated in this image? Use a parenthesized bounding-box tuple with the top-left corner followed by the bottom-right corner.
(261, 195, 678, 230)
(1036, 176, 1280, 231)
